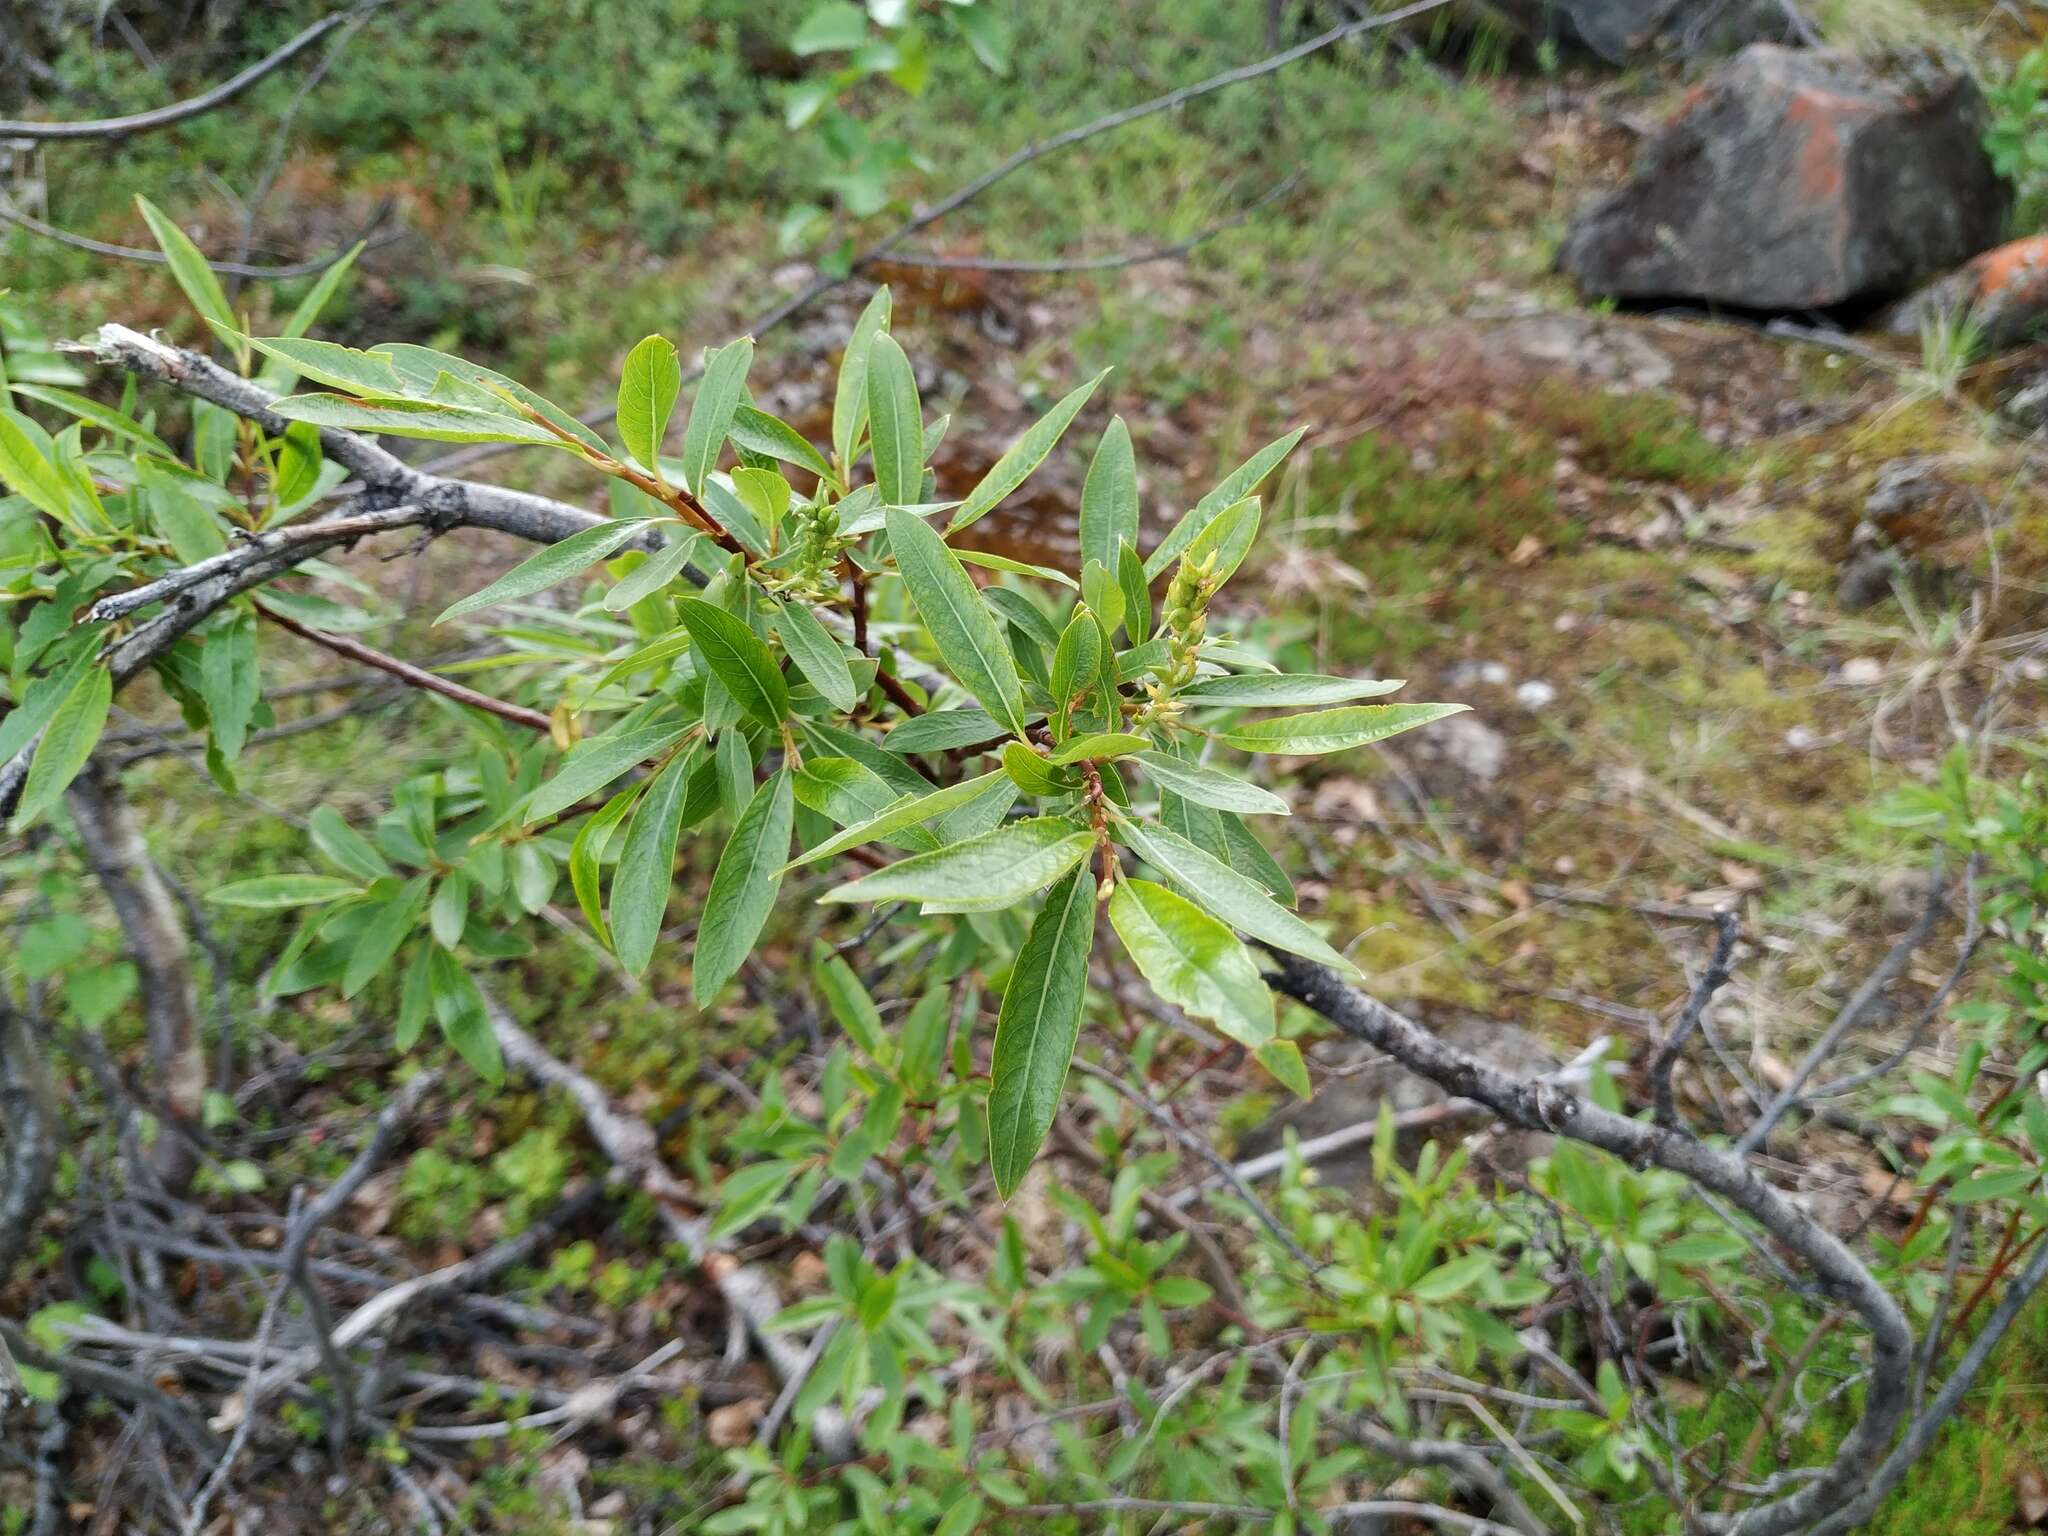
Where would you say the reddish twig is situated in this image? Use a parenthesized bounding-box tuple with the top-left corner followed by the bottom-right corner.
(258, 603, 553, 734)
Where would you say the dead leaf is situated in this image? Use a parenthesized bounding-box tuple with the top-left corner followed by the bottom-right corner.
(707, 1397, 768, 1448)
(1499, 878, 1534, 912)
(790, 1251, 829, 1293)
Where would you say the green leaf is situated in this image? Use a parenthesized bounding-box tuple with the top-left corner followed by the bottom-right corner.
(814, 950, 886, 1057)
(882, 709, 1003, 755)
(199, 611, 258, 762)
(865, 334, 923, 505)
(603, 533, 702, 612)
(792, 0, 868, 52)
(1146, 426, 1307, 579)
(245, 336, 408, 398)
(380, 344, 608, 451)
(1107, 878, 1274, 1048)
(274, 419, 323, 506)
(1182, 673, 1405, 708)
(0, 407, 75, 523)
(834, 288, 892, 473)
(1134, 751, 1288, 816)
(1220, 811, 1293, 905)
(571, 781, 642, 941)
(693, 770, 796, 1004)
(1181, 495, 1259, 588)
(13, 663, 110, 828)
(794, 757, 936, 851)
(775, 599, 858, 711)
(207, 874, 363, 909)
(9, 383, 173, 456)
(524, 723, 687, 824)
(308, 804, 392, 881)
(680, 337, 754, 495)
(1255, 1039, 1311, 1099)
(342, 876, 430, 998)
(946, 370, 1108, 533)
(135, 195, 237, 342)
(436, 519, 653, 623)
(1050, 613, 1103, 713)
(609, 748, 697, 975)
(1411, 1252, 1495, 1301)
(397, 943, 434, 1050)
(789, 769, 1008, 869)
(1216, 703, 1467, 756)
(885, 507, 1024, 737)
(617, 334, 683, 473)
(1079, 417, 1138, 574)
(731, 404, 836, 484)
(1049, 732, 1149, 766)
(1119, 819, 1357, 977)
(1117, 540, 1152, 644)
(821, 817, 1093, 909)
(954, 546, 1079, 588)
(675, 598, 789, 726)
(430, 870, 470, 947)
(1002, 741, 1076, 797)
(272, 393, 565, 446)
(786, 774, 1003, 872)
(988, 869, 1095, 1197)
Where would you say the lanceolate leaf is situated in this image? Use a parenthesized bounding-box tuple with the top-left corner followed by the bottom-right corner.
(946, 369, 1109, 533)
(13, 663, 110, 829)
(571, 781, 643, 941)
(1146, 426, 1307, 579)
(436, 519, 654, 623)
(273, 393, 565, 446)
(524, 722, 687, 824)
(1134, 751, 1289, 816)
(885, 507, 1025, 737)
(609, 749, 697, 975)
(834, 287, 893, 472)
(1107, 878, 1274, 1049)
(1216, 702, 1467, 756)
(618, 334, 683, 473)
(774, 599, 858, 711)
(988, 869, 1096, 1197)
(0, 408, 76, 523)
(1079, 416, 1138, 574)
(882, 709, 1003, 755)
(1049, 732, 1150, 767)
(1182, 673, 1405, 708)
(343, 876, 430, 998)
(207, 874, 363, 909)
(865, 334, 923, 505)
(1118, 819, 1358, 977)
(693, 769, 795, 1004)
(821, 817, 1093, 909)
(793, 758, 939, 853)
(675, 598, 789, 726)
(731, 405, 835, 484)
(680, 337, 754, 495)
(788, 768, 1009, 869)
(135, 195, 237, 343)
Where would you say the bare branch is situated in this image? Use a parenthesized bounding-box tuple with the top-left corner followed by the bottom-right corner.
(1733, 871, 1946, 1157)
(1649, 907, 1741, 1128)
(257, 603, 554, 734)
(484, 997, 856, 1458)
(0, 195, 403, 280)
(0, 11, 362, 141)
(878, 173, 1300, 274)
(1266, 954, 1912, 1536)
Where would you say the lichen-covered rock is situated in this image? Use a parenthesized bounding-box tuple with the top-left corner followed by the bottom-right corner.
(1884, 235, 2048, 351)
(1488, 0, 1795, 62)
(1559, 47, 2010, 310)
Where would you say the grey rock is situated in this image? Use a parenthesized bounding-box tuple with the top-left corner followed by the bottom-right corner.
(1560, 46, 2010, 310)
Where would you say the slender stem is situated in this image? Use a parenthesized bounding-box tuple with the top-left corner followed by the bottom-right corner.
(258, 604, 553, 734)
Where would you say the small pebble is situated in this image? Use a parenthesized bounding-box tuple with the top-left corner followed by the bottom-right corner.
(1515, 679, 1557, 709)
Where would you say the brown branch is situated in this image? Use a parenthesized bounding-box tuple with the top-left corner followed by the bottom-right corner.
(0, 10, 362, 141)
(0, 195, 403, 280)
(257, 603, 553, 734)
